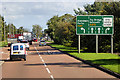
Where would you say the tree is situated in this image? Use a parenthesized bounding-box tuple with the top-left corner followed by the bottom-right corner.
(32, 24, 42, 38)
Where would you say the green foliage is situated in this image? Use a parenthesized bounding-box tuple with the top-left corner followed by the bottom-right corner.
(46, 14, 76, 46)
(49, 43, 120, 74)
(32, 24, 42, 38)
(46, 2, 120, 53)
(0, 41, 8, 47)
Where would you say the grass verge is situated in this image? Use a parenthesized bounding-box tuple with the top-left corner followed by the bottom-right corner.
(0, 41, 8, 47)
(49, 43, 120, 74)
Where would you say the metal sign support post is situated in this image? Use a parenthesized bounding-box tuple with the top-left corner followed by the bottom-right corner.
(78, 35, 80, 53)
(111, 35, 113, 54)
(96, 35, 98, 53)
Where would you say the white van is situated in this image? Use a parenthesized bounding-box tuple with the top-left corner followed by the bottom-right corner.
(10, 43, 27, 61)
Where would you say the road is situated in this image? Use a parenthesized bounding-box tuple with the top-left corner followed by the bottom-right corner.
(0, 42, 119, 80)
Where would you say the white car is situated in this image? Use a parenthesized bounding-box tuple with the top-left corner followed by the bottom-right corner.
(39, 40, 46, 46)
(20, 40, 29, 50)
(10, 43, 27, 61)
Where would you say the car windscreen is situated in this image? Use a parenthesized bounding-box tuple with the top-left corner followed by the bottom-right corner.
(13, 45, 18, 50)
(21, 41, 28, 43)
(40, 41, 45, 42)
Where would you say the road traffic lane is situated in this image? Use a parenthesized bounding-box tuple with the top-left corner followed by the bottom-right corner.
(34, 45, 117, 78)
(2, 43, 50, 78)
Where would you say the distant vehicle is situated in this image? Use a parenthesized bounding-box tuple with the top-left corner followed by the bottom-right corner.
(20, 40, 29, 50)
(39, 40, 46, 46)
(18, 36, 23, 42)
(7, 38, 17, 47)
(23, 32, 32, 45)
(10, 43, 26, 61)
(33, 38, 37, 42)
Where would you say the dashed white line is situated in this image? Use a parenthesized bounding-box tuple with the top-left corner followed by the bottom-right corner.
(41, 59, 44, 63)
(34, 45, 54, 80)
(46, 68, 51, 74)
(50, 75, 54, 80)
(44, 63, 47, 67)
(7, 57, 9, 60)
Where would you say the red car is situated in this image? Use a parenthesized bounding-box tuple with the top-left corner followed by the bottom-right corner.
(33, 38, 37, 42)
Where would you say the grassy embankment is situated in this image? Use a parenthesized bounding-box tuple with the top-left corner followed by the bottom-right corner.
(49, 43, 120, 74)
(0, 41, 8, 47)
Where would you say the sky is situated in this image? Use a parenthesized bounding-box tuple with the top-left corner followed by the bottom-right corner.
(0, 0, 95, 31)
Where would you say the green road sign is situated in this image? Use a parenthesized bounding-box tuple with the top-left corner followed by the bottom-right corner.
(76, 15, 114, 35)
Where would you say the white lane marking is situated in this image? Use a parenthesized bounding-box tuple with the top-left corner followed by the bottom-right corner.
(41, 59, 44, 63)
(50, 75, 54, 80)
(46, 68, 51, 74)
(44, 63, 47, 67)
(34, 45, 54, 80)
(7, 57, 9, 60)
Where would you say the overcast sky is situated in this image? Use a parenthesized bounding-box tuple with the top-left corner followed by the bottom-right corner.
(0, 0, 95, 31)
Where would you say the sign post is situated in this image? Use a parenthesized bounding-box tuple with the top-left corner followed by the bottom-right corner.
(111, 35, 113, 54)
(96, 35, 98, 53)
(78, 35, 80, 53)
(76, 15, 114, 53)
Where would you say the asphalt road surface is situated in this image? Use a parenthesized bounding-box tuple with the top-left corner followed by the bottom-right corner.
(0, 42, 119, 80)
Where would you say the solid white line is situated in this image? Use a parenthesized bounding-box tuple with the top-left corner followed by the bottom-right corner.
(50, 75, 54, 80)
(46, 68, 51, 74)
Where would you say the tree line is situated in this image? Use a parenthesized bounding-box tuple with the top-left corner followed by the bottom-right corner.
(0, 15, 29, 41)
(0, 15, 43, 41)
(46, 2, 120, 53)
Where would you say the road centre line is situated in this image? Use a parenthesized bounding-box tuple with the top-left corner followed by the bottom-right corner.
(50, 75, 54, 80)
(44, 63, 47, 67)
(46, 68, 51, 74)
(34, 45, 54, 80)
(41, 59, 44, 63)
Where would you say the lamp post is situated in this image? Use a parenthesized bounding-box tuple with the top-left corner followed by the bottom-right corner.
(3, 7, 6, 41)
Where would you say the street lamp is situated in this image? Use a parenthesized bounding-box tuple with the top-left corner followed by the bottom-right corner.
(3, 7, 6, 41)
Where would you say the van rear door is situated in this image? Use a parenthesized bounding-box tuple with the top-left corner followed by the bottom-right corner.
(11, 44, 25, 55)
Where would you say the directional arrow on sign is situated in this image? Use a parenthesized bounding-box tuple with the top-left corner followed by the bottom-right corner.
(91, 28, 93, 33)
(105, 28, 110, 33)
(81, 28, 85, 33)
(98, 28, 100, 33)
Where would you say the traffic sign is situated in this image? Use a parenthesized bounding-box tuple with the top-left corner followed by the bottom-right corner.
(76, 15, 114, 35)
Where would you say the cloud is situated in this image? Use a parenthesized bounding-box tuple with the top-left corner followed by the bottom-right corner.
(2, 0, 95, 2)
(0, 1, 95, 31)
(2, 2, 84, 15)
(5, 15, 24, 22)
